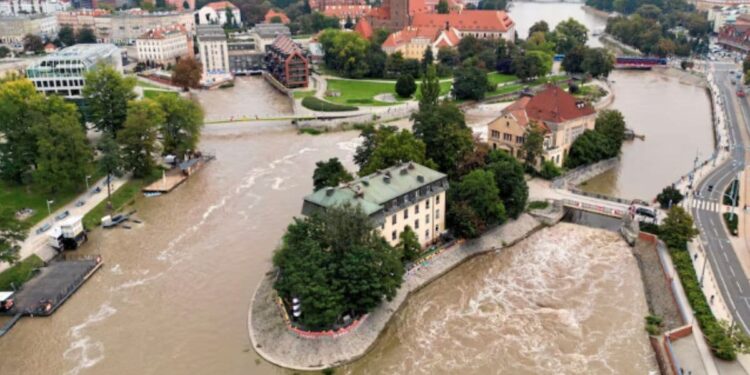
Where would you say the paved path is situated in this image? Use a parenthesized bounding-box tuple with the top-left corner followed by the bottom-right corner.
(0, 175, 128, 274)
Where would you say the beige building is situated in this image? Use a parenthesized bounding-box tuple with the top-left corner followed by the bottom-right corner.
(381, 25, 460, 59)
(488, 85, 596, 167)
(56, 9, 195, 45)
(0, 14, 58, 44)
(135, 24, 190, 65)
(197, 24, 230, 85)
(302, 162, 448, 248)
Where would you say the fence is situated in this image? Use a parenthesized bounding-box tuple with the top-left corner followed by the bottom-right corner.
(551, 157, 619, 189)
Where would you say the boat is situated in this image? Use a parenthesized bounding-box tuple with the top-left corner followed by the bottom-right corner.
(143, 192, 162, 198)
(101, 214, 128, 229)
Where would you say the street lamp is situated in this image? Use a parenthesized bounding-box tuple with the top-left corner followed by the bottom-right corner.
(85, 175, 92, 191)
(46, 199, 54, 215)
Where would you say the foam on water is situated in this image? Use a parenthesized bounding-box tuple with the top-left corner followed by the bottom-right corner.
(63, 303, 117, 375)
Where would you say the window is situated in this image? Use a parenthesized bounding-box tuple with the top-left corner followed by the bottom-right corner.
(436, 209, 440, 219)
(404, 210, 409, 219)
(426, 214, 430, 224)
(435, 224, 439, 232)
(516, 136, 525, 144)
(503, 133, 513, 141)
(425, 229, 430, 239)
(392, 230, 397, 241)
(491, 130, 500, 139)
(415, 205, 419, 214)
(415, 219, 419, 229)
(392, 215, 397, 225)
(436, 195, 440, 205)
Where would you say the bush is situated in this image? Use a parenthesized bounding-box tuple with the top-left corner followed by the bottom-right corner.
(527, 201, 549, 210)
(0, 255, 44, 290)
(656, 185, 684, 208)
(539, 160, 562, 180)
(301, 96, 358, 112)
(671, 248, 737, 360)
(639, 221, 660, 236)
(645, 314, 663, 335)
(395, 74, 416, 98)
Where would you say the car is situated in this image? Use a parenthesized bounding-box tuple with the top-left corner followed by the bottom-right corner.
(708, 185, 714, 192)
(75, 200, 85, 207)
(36, 223, 52, 235)
(55, 210, 70, 221)
(636, 207, 657, 219)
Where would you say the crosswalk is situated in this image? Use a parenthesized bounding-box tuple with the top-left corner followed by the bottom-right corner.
(687, 199, 723, 212)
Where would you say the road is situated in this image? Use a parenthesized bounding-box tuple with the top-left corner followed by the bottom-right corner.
(692, 62, 750, 333)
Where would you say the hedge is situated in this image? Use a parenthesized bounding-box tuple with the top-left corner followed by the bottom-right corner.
(301, 97, 358, 112)
(0, 255, 44, 290)
(670, 248, 736, 360)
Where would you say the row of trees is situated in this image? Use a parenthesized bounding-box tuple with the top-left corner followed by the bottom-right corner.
(21, 26, 97, 55)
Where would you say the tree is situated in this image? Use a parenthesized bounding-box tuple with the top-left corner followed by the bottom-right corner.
(521, 122, 544, 167)
(656, 185, 684, 209)
(582, 47, 614, 78)
(412, 101, 474, 177)
(553, 18, 588, 54)
(83, 64, 137, 136)
(154, 94, 204, 156)
(450, 169, 506, 231)
(0, 79, 44, 184)
(452, 65, 490, 100)
(319, 29, 370, 78)
(0, 209, 28, 264)
(636, 4, 662, 19)
(118, 99, 164, 178)
(32, 96, 93, 193)
(564, 130, 610, 169)
(539, 160, 562, 179)
(312, 158, 353, 191)
(354, 125, 396, 170)
(513, 51, 551, 81)
(359, 129, 435, 176)
(422, 47, 434, 70)
(97, 133, 123, 206)
(398, 226, 421, 262)
(437, 0, 449, 13)
(418, 65, 441, 111)
(594, 109, 626, 155)
(486, 150, 528, 219)
(529, 20, 549, 35)
(0, 46, 9, 58)
(58, 25, 76, 46)
(171, 57, 202, 90)
(395, 74, 416, 98)
(562, 44, 586, 74)
(365, 43, 387, 78)
(22, 34, 43, 54)
(660, 206, 698, 250)
(272, 205, 403, 330)
(437, 46, 460, 67)
(76, 27, 97, 43)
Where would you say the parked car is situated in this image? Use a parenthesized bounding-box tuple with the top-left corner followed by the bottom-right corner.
(36, 223, 52, 235)
(55, 210, 70, 221)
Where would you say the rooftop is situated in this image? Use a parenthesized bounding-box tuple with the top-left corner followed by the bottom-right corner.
(137, 24, 188, 40)
(264, 8, 290, 24)
(524, 85, 595, 124)
(268, 34, 304, 55)
(197, 24, 227, 41)
(252, 23, 291, 38)
(354, 17, 373, 39)
(411, 10, 514, 32)
(204, 1, 238, 10)
(31, 43, 119, 62)
(303, 162, 447, 216)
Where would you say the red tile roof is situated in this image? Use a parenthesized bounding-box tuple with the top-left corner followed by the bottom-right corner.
(354, 17, 373, 40)
(322, 4, 372, 19)
(411, 10, 514, 32)
(264, 9, 290, 24)
(270, 34, 305, 55)
(525, 85, 595, 124)
(137, 24, 188, 40)
(205, 1, 237, 10)
(382, 26, 441, 48)
(367, 6, 391, 19)
(434, 27, 460, 47)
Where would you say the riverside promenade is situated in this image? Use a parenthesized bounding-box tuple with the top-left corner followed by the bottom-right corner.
(248, 213, 546, 371)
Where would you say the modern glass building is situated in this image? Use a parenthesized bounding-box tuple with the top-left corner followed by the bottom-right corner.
(25, 43, 123, 99)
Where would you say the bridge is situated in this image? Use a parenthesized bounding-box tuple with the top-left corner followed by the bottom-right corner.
(615, 56, 668, 70)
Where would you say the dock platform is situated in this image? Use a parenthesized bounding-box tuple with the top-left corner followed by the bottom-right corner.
(142, 173, 187, 194)
(1, 257, 102, 318)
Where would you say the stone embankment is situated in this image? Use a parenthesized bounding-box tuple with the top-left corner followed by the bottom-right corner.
(248, 213, 550, 371)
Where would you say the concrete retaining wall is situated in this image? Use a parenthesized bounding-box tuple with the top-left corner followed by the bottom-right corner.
(552, 157, 619, 189)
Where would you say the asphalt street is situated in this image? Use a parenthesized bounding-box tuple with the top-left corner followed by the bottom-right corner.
(693, 62, 750, 333)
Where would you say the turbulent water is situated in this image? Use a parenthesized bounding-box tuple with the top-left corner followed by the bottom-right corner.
(343, 224, 657, 375)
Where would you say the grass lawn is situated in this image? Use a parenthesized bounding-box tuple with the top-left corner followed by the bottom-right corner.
(82, 170, 161, 230)
(143, 89, 179, 99)
(0, 168, 105, 227)
(0, 255, 44, 290)
(325, 79, 401, 106)
(293, 90, 315, 99)
(487, 72, 518, 87)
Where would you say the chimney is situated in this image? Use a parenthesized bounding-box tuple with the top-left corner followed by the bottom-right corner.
(417, 175, 424, 183)
(326, 187, 335, 196)
(400, 168, 408, 175)
(384, 175, 391, 183)
(408, 162, 415, 170)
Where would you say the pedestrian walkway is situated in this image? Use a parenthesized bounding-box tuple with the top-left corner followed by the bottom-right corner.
(0, 175, 128, 274)
(689, 199, 724, 212)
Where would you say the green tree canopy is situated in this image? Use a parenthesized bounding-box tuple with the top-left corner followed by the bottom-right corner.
(32, 96, 93, 193)
(656, 185, 684, 208)
(358, 128, 435, 176)
(553, 18, 588, 54)
(58, 25, 76, 46)
(319, 29, 371, 78)
(171, 57, 203, 90)
(521, 122, 545, 167)
(0, 79, 44, 184)
(594, 109, 626, 154)
(272, 205, 404, 330)
(83, 64, 137, 136)
(529, 20, 550, 35)
(452, 64, 490, 100)
(76, 27, 97, 43)
(412, 101, 474, 177)
(312, 158, 353, 191)
(0, 208, 28, 264)
(448, 169, 506, 238)
(154, 94, 204, 156)
(418, 65, 441, 111)
(398, 226, 421, 262)
(22, 34, 43, 54)
(660, 206, 698, 250)
(513, 51, 552, 81)
(395, 74, 417, 98)
(486, 150, 528, 219)
(582, 47, 614, 78)
(118, 99, 164, 178)
(562, 44, 586, 74)
(97, 133, 124, 181)
(437, 0, 449, 13)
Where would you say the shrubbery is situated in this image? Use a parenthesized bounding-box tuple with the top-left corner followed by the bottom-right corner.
(301, 97, 358, 112)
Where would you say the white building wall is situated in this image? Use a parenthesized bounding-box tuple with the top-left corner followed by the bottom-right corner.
(378, 191, 446, 248)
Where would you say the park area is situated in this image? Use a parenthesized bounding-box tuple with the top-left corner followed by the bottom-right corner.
(324, 79, 454, 107)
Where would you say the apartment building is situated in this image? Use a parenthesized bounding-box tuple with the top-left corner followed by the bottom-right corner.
(25, 43, 122, 98)
(135, 24, 190, 65)
(302, 162, 448, 248)
(56, 9, 194, 45)
(227, 30, 264, 74)
(0, 14, 58, 44)
(264, 34, 308, 88)
(381, 25, 460, 59)
(0, 0, 69, 15)
(196, 24, 230, 85)
(487, 85, 596, 167)
(196, 1, 240, 26)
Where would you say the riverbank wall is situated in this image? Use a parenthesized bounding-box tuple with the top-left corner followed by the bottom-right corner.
(248, 213, 550, 371)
